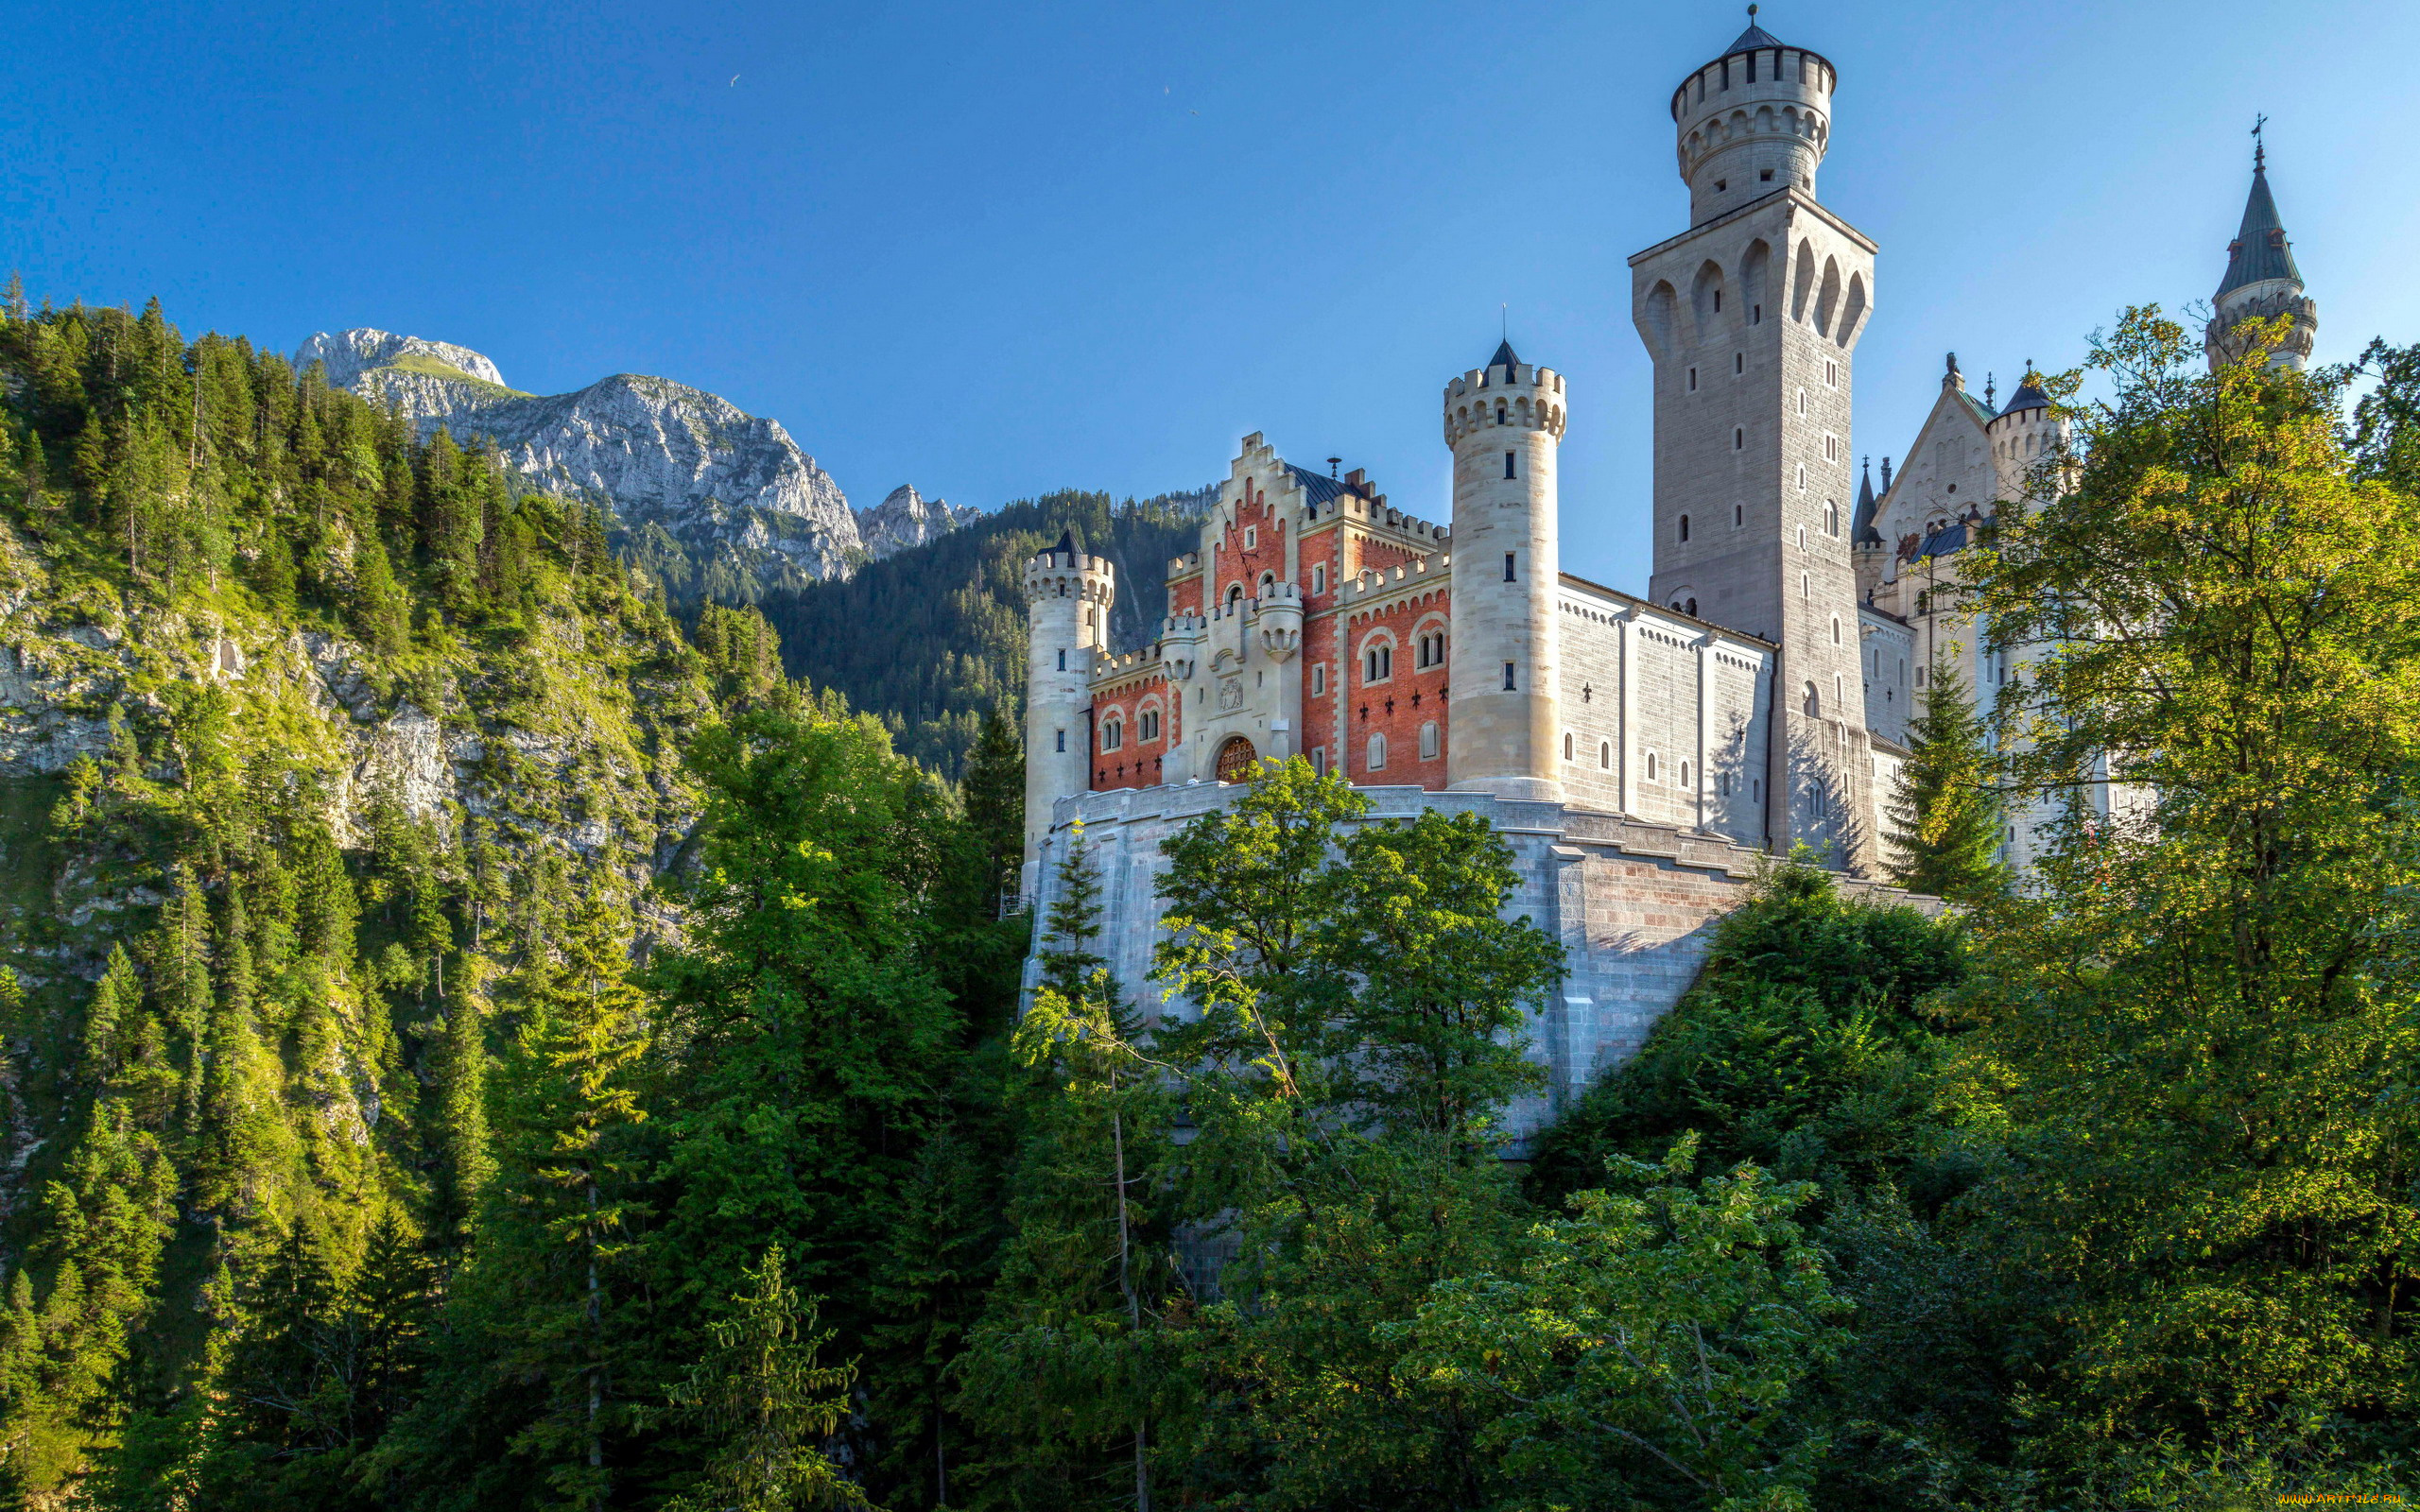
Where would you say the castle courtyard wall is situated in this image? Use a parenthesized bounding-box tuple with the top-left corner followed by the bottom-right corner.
(1027, 780, 1939, 1147)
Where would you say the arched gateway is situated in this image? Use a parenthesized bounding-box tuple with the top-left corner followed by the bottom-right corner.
(1214, 736, 1257, 782)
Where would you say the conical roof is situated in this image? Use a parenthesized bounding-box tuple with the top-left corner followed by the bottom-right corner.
(1725, 19, 1784, 53)
(1998, 373, 2051, 417)
(1488, 338, 1521, 372)
(1852, 458, 1883, 544)
(2216, 161, 2302, 298)
(1047, 528, 1078, 561)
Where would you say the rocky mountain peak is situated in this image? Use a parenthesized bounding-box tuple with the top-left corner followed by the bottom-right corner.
(295, 328, 514, 392)
(857, 485, 981, 560)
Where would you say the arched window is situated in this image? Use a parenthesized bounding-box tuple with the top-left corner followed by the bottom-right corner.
(1680, 760, 1691, 788)
(1803, 680, 1821, 716)
(1647, 752, 1659, 782)
(1101, 718, 1123, 751)
(1226, 583, 1244, 610)
(1564, 731, 1574, 761)
(1831, 615, 1841, 644)
(1139, 709, 1160, 741)
(1364, 643, 1392, 684)
(1599, 741, 1612, 769)
(1678, 513, 1691, 542)
(1685, 597, 1699, 617)
(1824, 499, 1840, 536)
(1366, 732, 1388, 771)
(1420, 721, 1440, 760)
(1258, 571, 1276, 597)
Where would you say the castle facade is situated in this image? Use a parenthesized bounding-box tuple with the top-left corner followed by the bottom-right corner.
(1017, 17, 2314, 1129)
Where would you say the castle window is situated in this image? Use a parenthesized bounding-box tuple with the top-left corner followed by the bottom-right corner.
(1734, 427, 1745, 450)
(1311, 662, 1325, 696)
(1259, 571, 1276, 598)
(1599, 741, 1612, 769)
(1504, 552, 1517, 582)
(1504, 451, 1516, 480)
(1804, 680, 1821, 716)
(1759, 168, 1772, 182)
(1720, 772, 1731, 796)
(1734, 352, 1743, 375)
(1055, 730, 1065, 752)
(1824, 434, 1840, 462)
(1688, 367, 1698, 392)
(1824, 360, 1838, 387)
(1678, 514, 1690, 543)
(1796, 464, 1806, 490)
(1497, 403, 1508, 424)
(1685, 597, 1699, 617)
(1798, 525, 1807, 551)
(1754, 778, 1761, 802)
(1140, 710, 1160, 741)
(1245, 526, 1257, 550)
(1916, 665, 1927, 688)
(1802, 572, 1811, 599)
(1420, 722, 1439, 760)
(1312, 564, 1326, 594)
(1714, 290, 1722, 311)
(1367, 732, 1387, 771)
(1227, 584, 1244, 610)
(1753, 302, 1762, 323)
(1797, 387, 1806, 416)
(1825, 499, 1840, 535)
(1058, 648, 1066, 671)
(1503, 662, 1517, 692)
(1564, 731, 1574, 761)
(1647, 752, 1659, 782)
(1836, 673, 1845, 709)
(1312, 746, 1326, 775)
(1680, 761, 1691, 788)
(1831, 615, 1841, 645)
(1364, 644, 1392, 684)
(1102, 719, 1123, 751)
(1735, 503, 1744, 527)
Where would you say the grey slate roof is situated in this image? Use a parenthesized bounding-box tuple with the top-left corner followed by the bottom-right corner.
(1998, 376, 2051, 416)
(1286, 464, 1360, 509)
(1047, 528, 1078, 561)
(1725, 21, 1785, 53)
(1852, 460, 1883, 544)
(2217, 164, 2302, 298)
(1489, 338, 1521, 372)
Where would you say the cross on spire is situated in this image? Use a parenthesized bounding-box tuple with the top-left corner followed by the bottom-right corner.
(2253, 113, 2268, 171)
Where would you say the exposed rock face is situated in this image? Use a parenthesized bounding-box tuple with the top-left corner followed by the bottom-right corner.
(856, 485, 980, 561)
(292, 329, 974, 593)
(295, 328, 513, 391)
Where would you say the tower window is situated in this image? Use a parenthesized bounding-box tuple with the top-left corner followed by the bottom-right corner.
(1504, 552, 1516, 582)
(1734, 352, 1743, 375)
(1367, 732, 1387, 771)
(1421, 721, 1440, 760)
(1503, 662, 1517, 692)
(1688, 367, 1698, 392)
(1824, 434, 1840, 462)
(1599, 740, 1612, 769)
(1504, 451, 1517, 480)
(1796, 464, 1806, 491)
(1825, 499, 1840, 536)
(1804, 680, 1821, 717)
(1685, 597, 1699, 616)
(1752, 303, 1762, 324)
(1802, 572, 1811, 599)
(1798, 525, 1807, 551)
(1564, 731, 1574, 761)
(1311, 662, 1325, 696)
(1734, 504, 1744, 527)
(1733, 427, 1744, 450)
(1055, 730, 1066, 752)
(1058, 648, 1066, 671)
(1680, 760, 1691, 787)
(1647, 752, 1659, 782)
(1713, 288, 1722, 310)
(1824, 360, 1838, 387)
(1678, 514, 1690, 543)
(1831, 615, 1841, 644)
(1796, 387, 1806, 416)
(1497, 403, 1508, 424)
(1759, 168, 1772, 182)
(1312, 564, 1325, 594)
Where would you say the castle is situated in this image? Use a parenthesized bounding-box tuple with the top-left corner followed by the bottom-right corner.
(1018, 15, 2315, 1129)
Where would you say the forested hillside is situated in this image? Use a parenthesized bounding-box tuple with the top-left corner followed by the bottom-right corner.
(1, 284, 2413, 1512)
(757, 488, 1210, 776)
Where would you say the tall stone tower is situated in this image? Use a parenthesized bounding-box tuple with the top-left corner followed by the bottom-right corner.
(1630, 10, 1875, 866)
(1021, 531, 1114, 884)
(2205, 130, 2316, 371)
(1444, 340, 1568, 802)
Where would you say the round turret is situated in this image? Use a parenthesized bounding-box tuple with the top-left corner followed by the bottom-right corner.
(1443, 341, 1567, 802)
(1986, 370, 2067, 506)
(1020, 532, 1115, 880)
(1668, 9, 1835, 225)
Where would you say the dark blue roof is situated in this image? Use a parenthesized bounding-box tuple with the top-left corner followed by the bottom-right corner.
(1852, 460, 1883, 544)
(1046, 528, 1078, 561)
(1998, 375, 2051, 417)
(2217, 163, 2302, 298)
(1725, 20, 1784, 53)
(1914, 520, 1969, 559)
(1489, 338, 1521, 372)
(1287, 464, 1364, 508)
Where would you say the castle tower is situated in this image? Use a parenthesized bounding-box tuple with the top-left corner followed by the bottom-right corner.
(1021, 530, 1115, 884)
(1987, 367, 2065, 506)
(1443, 339, 1568, 802)
(2205, 129, 2317, 371)
(1630, 10, 1875, 865)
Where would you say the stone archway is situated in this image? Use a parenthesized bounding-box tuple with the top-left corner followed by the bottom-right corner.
(1214, 736, 1257, 783)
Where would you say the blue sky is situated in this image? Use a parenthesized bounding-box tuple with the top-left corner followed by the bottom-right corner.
(4, 0, 2411, 586)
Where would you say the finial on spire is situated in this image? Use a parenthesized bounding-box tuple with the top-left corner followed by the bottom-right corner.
(2253, 113, 2268, 171)
(1986, 372, 1996, 406)
(1747, 3, 1757, 15)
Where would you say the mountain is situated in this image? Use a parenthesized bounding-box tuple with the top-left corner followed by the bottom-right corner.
(856, 484, 980, 558)
(759, 485, 1216, 776)
(293, 328, 971, 605)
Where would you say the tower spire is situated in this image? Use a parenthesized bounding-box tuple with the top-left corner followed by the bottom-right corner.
(2206, 122, 2316, 371)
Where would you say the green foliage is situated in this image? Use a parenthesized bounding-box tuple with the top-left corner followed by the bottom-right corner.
(758, 489, 1208, 776)
(662, 1246, 864, 1512)
(1883, 649, 2009, 903)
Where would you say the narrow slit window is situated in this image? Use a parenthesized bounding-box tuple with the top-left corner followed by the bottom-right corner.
(1504, 450, 1517, 480)
(1504, 552, 1516, 582)
(1503, 662, 1517, 691)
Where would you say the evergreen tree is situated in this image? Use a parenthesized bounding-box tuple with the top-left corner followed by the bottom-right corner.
(664, 1246, 864, 1512)
(1884, 648, 2009, 902)
(961, 708, 1025, 910)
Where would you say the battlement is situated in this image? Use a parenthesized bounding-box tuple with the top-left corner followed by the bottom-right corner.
(1167, 550, 1202, 578)
(1338, 553, 1450, 610)
(1022, 542, 1115, 607)
(1443, 364, 1567, 446)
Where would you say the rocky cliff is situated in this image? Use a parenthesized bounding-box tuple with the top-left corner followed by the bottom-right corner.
(293, 328, 972, 601)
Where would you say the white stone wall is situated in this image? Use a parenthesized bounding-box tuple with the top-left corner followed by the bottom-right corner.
(1028, 781, 1938, 1144)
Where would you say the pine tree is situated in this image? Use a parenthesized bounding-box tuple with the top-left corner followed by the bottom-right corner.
(1884, 648, 2009, 902)
(664, 1246, 864, 1512)
(961, 708, 1025, 911)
